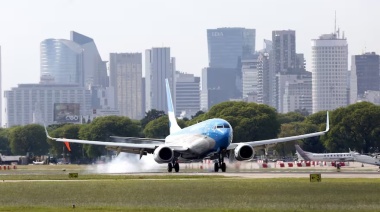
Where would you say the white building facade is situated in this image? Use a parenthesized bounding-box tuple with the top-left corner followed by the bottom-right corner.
(282, 72, 312, 113)
(242, 57, 262, 103)
(175, 72, 200, 118)
(311, 33, 348, 113)
(145, 48, 175, 113)
(5, 84, 91, 127)
(109, 53, 143, 120)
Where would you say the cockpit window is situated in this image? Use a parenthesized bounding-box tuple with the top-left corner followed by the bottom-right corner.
(216, 125, 224, 128)
(223, 123, 230, 128)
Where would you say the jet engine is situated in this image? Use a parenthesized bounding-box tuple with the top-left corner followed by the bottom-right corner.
(153, 146, 174, 163)
(234, 144, 255, 161)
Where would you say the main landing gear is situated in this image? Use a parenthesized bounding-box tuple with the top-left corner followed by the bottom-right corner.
(168, 160, 179, 173)
(214, 152, 227, 172)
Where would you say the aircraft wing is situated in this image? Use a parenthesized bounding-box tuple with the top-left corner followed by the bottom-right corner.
(227, 112, 329, 150)
(44, 127, 187, 155)
(110, 136, 165, 144)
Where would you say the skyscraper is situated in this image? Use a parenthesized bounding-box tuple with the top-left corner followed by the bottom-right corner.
(145, 47, 175, 112)
(311, 32, 348, 113)
(282, 71, 312, 113)
(242, 54, 262, 102)
(201, 67, 237, 109)
(175, 72, 200, 118)
(0, 46, 2, 127)
(272, 30, 296, 73)
(109, 53, 143, 120)
(40, 39, 83, 85)
(207, 28, 256, 68)
(40, 31, 108, 88)
(203, 27, 255, 109)
(350, 52, 380, 104)
(71, 31, 108, 88)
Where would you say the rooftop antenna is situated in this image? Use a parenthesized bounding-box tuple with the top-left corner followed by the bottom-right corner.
(334, 11, 337, 36)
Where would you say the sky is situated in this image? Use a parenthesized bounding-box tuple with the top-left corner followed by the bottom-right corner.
(0, 0, 379, 122)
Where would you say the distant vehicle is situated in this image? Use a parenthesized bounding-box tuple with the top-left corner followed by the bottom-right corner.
(32, 161, 44, 165)
(349, 151, 380, 170)
(45, 79, 330, 173)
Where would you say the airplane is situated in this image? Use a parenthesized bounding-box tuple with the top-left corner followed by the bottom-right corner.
(349, 151, 380, 170)
(295, 144, 354, 162)
(45, 79, 330, 173)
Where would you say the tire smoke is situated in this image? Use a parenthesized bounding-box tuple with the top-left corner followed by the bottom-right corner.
(91, 152, 165, 173)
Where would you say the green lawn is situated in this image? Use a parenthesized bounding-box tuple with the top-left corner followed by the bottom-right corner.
(0, 177, 379, 211)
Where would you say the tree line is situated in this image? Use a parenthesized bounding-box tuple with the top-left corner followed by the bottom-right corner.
(0, 101, 379, 161)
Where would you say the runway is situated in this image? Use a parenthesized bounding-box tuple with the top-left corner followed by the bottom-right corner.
(1, 162, 379, 179)
(113, 170, 380, 179)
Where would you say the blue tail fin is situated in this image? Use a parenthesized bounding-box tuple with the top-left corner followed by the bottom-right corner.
(165, 79, 181, 134)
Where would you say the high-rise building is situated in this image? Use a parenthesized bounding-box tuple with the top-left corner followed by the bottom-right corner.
(5, 84, 91, 127)
(282, 71, 312, 113)
(109, 53, 143, 120)
(71, 31, 108, 88)
(242, 54, 262, 102)
(203, 28, 255, 108)
(175, 72, 200, 118)
(272, 30, 296, 73)
(0, 46, 2, 127)
(145, 47, 175, 112)
(259, 40, 276, 107)
(311, 32, 348, 113)
(40, 39, 84, 85)
(350, 52, 380, 104)
(201, 67, 238, 110)
(207, 27, 256, 68)
(40, 31, 108, 88)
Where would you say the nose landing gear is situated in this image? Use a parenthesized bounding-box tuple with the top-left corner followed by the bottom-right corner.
(214, 151, 227, 172)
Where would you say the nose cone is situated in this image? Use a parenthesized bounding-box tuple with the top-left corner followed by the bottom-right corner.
(218, 128, 232, 148)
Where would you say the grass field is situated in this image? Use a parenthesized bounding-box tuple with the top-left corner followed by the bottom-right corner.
(1, 174, 380, 211)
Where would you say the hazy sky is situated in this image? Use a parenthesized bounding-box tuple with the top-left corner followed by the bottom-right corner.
(0, 0, 379, 93)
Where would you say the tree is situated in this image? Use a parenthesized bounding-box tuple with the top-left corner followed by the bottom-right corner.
(79, 116, 141, 158)
(305, 110, 328, 126)
(47, 124, 84, 162)
(191, 110, 205, 119)
(9, 124, 48, 155)
(294, 108, 310, 116)
(275, 122, 322, 156)
(143, 115, 187, 138)
(140, 109, 165, 129)
(278, 112, 305, 124)
(323, 102, 380, 153)
(0, 128, 11, 155)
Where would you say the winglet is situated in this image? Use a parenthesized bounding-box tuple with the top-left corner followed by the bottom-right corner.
(44, 124, 56, 140)
(44, 124, 72, 152)
(325, 111, 330, 132)
(165, 79, 181, 134)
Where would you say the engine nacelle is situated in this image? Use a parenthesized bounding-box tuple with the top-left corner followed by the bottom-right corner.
(234, 144, 255, 161)
(153, 146, 174, 163)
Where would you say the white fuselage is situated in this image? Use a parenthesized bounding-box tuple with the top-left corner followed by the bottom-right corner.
(351, 153, 380, 166)
(297, 151, 354, 162)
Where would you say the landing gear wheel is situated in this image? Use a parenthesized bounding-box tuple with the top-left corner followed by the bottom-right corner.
(221, 162, 226, 172)
(174, 162, 180, 172)
(214, 162, 219, 172)
(168, 163, 173, 172)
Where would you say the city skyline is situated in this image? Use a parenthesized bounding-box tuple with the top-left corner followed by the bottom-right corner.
(1, 0, 380, 123)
